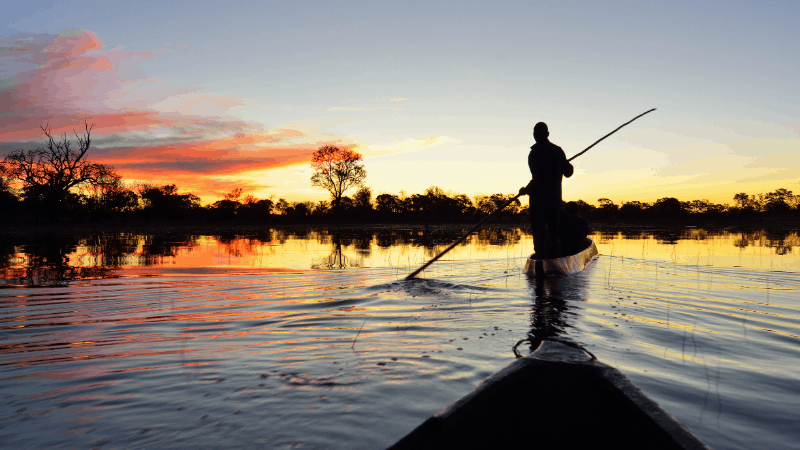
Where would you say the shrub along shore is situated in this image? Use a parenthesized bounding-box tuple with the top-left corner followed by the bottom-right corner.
(1, 182, 799, 229)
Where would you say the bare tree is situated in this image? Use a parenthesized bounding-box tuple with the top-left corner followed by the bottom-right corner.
(2, 121, 115, 216)
(310, 145, 367, 210)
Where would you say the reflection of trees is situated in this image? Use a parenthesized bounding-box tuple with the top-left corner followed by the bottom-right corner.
(474, 228, 522, 247)
(0, 240, 19, 270)
(311, 233, 363, 269)
(134, 233, 199, 266)
(217, 230, 274, 259)
(4, 226, 796, 284)
(80, 233, 140, 266)
(650, 229, 679, 245)
(763, 230, 797, 255)
(733, 232, 750, 250)
(1, 234, 116, 287)
(717, 229, 797, 254)
(0, 232, 205, 286)
(599, 227, 799, 254)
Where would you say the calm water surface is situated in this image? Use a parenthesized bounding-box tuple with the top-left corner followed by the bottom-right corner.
(1, 226, 799, 449)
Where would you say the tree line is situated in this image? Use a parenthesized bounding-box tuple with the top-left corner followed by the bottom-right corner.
(2, 123, 798, 224)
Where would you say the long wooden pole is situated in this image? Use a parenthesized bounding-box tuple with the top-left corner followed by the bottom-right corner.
(567, 108, 656, 162)
(405, 108, 656, 279)
(405, 194, 523, 279)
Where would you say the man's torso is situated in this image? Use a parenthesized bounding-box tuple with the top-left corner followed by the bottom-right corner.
(528, 140, 567, 207)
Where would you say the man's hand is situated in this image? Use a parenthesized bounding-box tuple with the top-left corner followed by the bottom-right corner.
(518, 186, 528, 196)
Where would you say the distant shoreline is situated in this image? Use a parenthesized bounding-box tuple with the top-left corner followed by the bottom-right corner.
(1, 216, 798, 238)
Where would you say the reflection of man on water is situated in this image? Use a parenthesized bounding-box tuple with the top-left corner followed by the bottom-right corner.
(519, 122, 574, 259)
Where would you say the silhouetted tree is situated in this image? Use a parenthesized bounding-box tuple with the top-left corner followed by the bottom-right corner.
(572, 200, 596, 218)
(650, 197, 686, 217)
(275, 198, 290, 215)
(239, 195, 274, 220)
(476, 193, 519, 216)
(619, 200, 649, 219)
(376, 193, 403, 215)
(85, 172, 138, 218)
(403, 186, 469, 220)
(595, 198, 619, 219)
(763, 188, 795, 213)
(0, 172, 20, 216)
(288, 202, 310, 217)
(354, 186, 373, 210)
(212, 188, 245, 219)
(337, 196, 355, 212)
(139, 184, 200, 219)
(310, 145, 367, 211)
(733, 192, 759, 212)
(2, 122, 115, 220)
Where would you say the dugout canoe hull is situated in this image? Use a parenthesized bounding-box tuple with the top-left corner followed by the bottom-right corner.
(524, 238, 599, 277)
(389, 340, 710, 450)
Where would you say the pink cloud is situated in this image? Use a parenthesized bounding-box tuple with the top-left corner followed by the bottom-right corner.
(0, 30, 356, 201)
(0, 31, 155, 125)
(0, 30, 245, 138)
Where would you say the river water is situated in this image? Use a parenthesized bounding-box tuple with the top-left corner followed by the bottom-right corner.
(1, 226, 799, 449)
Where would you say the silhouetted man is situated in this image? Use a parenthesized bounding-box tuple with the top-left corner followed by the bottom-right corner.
(519, 122, 574, 259)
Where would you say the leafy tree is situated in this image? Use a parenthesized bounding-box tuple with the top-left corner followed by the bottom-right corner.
(85, 172, 138, 217)
(620, 200, 649, 218)
(0, 171, 20, 215)
(239, 195, 274, 219)
(733, 193, 759, 212)
(310, 145, 367, 210)
(290, 202, 312, 217)
(597, 198, 619, 212)
(138, 184, 200, 218)
(2, 122, 115, 219)
(337, 196, 355, 212)
(453, 194, 476, 216)
(275, 198, 289, 215)
(763, 188, 795, 213)
(375, 193, 403, 215)
(475, 193, 519, 216)
(403, 186, 473, 220)
(276, 200, 314, 217)
(312, 200, 330, 216)
(212, 188, 245, 218)
(572, 200, 596, 217)
(650, 197, 686, 217)
(353, 186, 373, 211)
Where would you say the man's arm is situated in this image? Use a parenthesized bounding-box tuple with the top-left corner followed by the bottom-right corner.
(560, 147, 574, 178)
(564, 161, 574, 178)
(519, 179, 534, 196)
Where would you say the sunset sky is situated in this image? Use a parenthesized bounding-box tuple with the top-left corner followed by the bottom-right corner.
(2, 1, 798, 205)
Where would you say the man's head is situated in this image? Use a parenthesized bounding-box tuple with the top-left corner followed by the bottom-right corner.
(533, 122, 549, 142)
(565, 201, 580, 216)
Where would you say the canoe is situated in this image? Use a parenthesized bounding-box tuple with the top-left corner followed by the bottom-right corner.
(524, 237, 599, 277)
(389, 340, 710, 450)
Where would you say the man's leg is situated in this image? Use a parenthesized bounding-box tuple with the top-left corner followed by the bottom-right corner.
(530, 208, 548, 258)
(545, 207, 561, 259)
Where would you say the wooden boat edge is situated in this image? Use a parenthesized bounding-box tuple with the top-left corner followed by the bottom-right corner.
(389, 340, 710, 450)
(524, 238, 600, 276)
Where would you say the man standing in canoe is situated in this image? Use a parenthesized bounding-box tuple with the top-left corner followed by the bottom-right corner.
(519, 122, 574, 259)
